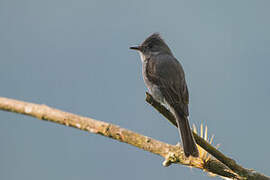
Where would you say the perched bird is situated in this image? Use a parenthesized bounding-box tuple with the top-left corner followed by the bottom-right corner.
(130, 33, 199, 157)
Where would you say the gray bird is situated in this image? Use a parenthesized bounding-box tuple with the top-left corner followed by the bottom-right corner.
(130, 33, 199, 157)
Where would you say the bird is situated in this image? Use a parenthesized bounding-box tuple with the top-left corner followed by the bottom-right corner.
(130, 33, 199, 157)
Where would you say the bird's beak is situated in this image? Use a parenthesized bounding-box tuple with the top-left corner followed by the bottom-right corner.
(130, 46, 141, 51)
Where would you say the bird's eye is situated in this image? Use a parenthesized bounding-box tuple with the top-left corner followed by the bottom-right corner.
(148, 43, 153, 49)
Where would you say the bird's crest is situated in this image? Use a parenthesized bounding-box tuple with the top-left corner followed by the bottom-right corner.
(141, 33, 166, 46)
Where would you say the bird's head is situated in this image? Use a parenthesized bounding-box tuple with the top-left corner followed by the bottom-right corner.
(130, 33, 172, 60)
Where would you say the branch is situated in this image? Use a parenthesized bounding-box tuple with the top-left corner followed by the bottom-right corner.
(145, 92, 270, 180)
(0, 96, 268, 179)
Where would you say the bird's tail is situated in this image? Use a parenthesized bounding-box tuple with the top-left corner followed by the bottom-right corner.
(174, 107, 199, 157)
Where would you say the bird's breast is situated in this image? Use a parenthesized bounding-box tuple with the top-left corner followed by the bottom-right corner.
(142, 60, 164, 104)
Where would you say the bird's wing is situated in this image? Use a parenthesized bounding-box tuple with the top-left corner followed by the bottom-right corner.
(146, 54, 189, 116)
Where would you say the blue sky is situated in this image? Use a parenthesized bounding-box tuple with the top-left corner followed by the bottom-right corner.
(1, 0, 270, 179)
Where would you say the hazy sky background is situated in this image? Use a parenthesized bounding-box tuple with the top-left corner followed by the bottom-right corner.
(1, 0, 270, 179)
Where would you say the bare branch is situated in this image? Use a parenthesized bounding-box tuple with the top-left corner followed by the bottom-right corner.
(0, 96, 268, 179)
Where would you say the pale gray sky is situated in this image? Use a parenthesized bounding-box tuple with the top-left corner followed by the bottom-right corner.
(1, 0, 270, 179)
